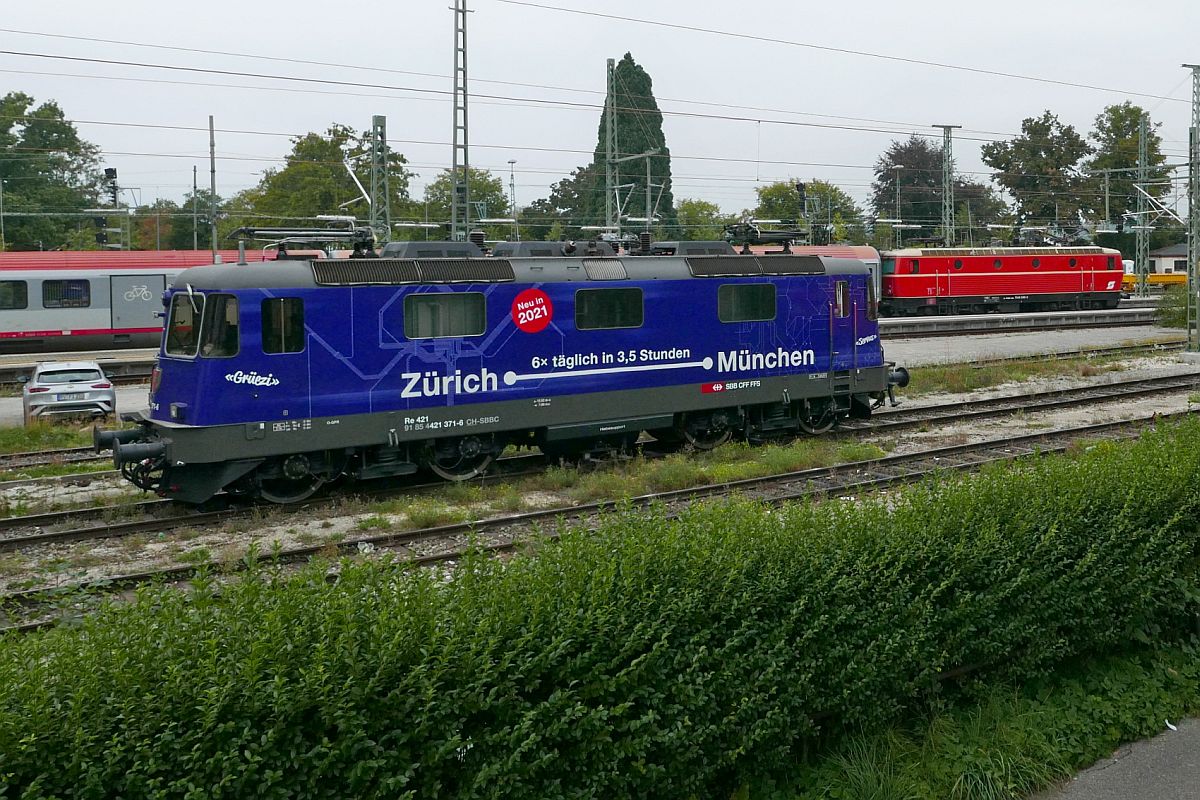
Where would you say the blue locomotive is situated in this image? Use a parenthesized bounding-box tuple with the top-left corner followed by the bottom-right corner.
(97, 247, 907, 504)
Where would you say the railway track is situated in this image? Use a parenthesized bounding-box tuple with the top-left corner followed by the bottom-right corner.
(3, 370, 1199, 548)
(3, 409, 1192, 633)
(0, 446, 105, 472)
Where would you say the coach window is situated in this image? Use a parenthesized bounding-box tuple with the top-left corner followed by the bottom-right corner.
(0, 280, 27, 310)
(718, 283, 776, 323)
(199, 294, 239, 358)
(834, 281, 850, 318)
(262, 297, 306, 353)
(165, 293, 205, 357)
(404, 292, 485, 339)
(42, 279, 90, 308)
(575, 287, 643, 330)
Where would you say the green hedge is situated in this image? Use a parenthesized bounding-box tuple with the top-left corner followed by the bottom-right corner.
(2, 421, 1200, 798)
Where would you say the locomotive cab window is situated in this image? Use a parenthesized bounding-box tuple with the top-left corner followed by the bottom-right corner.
(199, 294, 239, 358)
(867, 280, 879, 321)
(834, 281, 850, 318)
(404, 292, 485, 339)
(262, 297, 306, 353)
(575, 287, 643, 330)
(42, 279, 90, 308)
(909, 260, 920, 274)
(0, 280, 27, 310)
(165, 292, 205, 357)
(718, 283, 776, 323)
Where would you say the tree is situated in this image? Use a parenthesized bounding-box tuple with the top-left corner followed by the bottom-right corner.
(0, 91, 102, 250)
(132, 199, 179, 250)
(751, 179, 864, 242)
(870, 136, 946, 239)
(422, 167, 510, 241)
(980, 111, 1092, 226)
(872, 135, 1011, 246)
(230, 123, 413, 238)
(1083, 102, 1168, 241)
(534, 53, 676, 232)
(676, 198, 732, 240)
(168, 188, 222, 250)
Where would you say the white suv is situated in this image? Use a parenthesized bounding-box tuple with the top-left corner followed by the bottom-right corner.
(21, 361, 117, 425)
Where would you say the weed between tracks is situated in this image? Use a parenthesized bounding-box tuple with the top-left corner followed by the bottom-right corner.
(901, 355, 1129, 396)
(0, 423, 93, 456)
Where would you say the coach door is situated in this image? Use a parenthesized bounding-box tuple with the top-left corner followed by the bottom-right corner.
(111, 274, 166, 334)
(829, 280, 854, 372)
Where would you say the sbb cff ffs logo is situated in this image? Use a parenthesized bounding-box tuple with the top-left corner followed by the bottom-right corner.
(702, 379, 761, 394)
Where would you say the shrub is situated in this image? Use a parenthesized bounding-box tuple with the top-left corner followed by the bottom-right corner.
(0, 421, 1199, 798)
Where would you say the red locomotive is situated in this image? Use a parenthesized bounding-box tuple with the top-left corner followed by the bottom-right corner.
(879, 246, 1124, 315)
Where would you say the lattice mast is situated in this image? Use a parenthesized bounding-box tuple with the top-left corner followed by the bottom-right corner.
(1185, 64, 1200, 350)
(450, 0, 471, 240)
(934, 124, 960, 247)
(1135, 113, 1150, 297)
(369, 115, 391, 243)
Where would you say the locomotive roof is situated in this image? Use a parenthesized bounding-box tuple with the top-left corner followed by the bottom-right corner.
(172, 254, 871, 290)
(884, 246, 1120, 257)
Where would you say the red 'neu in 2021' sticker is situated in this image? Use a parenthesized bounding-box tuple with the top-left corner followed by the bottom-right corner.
(512, 288, 553, 333)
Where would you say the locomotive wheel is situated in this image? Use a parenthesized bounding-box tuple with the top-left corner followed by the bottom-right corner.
(258, 454, 326, 504)
(425, 435, 497, 481)
(680, 411, 733, 451)
(798, 403, 837, 435)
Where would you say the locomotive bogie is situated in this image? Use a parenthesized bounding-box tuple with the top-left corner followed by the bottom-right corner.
(101, 253, 903, 504)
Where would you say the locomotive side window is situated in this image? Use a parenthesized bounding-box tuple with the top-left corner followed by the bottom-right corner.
(718, 284, 776, 323)
(42, 279, 90, 308)
(575, 287, 643, 330)
(867, 280, 879, 321)
(403, 292, 485, 339)
(834, 281, 850, 318)
(200, 294, 239, 358)
(1031, 258, 1040, 269)
(1108, 257, 1116, 269)
(0, 280, 27, 310)
(262, 297, 306, 353)
(953, 259, 963, 269)
(1069, 258, 1077, 267)
(909, 260, 920, 274)
(165, 293, 205, 357)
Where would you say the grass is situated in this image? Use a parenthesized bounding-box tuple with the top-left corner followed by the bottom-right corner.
(900, 355, 1128, 397)
(0, 422, 94, 456)
(771, 644, 1200, 800)
(0, 461, 113, 482)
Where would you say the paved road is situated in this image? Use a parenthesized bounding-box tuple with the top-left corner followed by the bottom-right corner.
(1034, 718, 1200, 799)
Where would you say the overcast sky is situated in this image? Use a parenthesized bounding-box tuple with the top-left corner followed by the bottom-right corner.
(2, 0, 1197, 219)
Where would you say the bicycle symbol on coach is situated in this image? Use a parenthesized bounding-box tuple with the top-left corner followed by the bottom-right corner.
(124, 285, 153, 302)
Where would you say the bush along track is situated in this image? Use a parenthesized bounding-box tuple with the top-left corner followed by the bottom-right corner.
(2, 420, 1200, 798)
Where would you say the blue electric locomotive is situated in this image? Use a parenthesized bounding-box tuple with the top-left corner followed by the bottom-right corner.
(98, 251, 907, 504)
